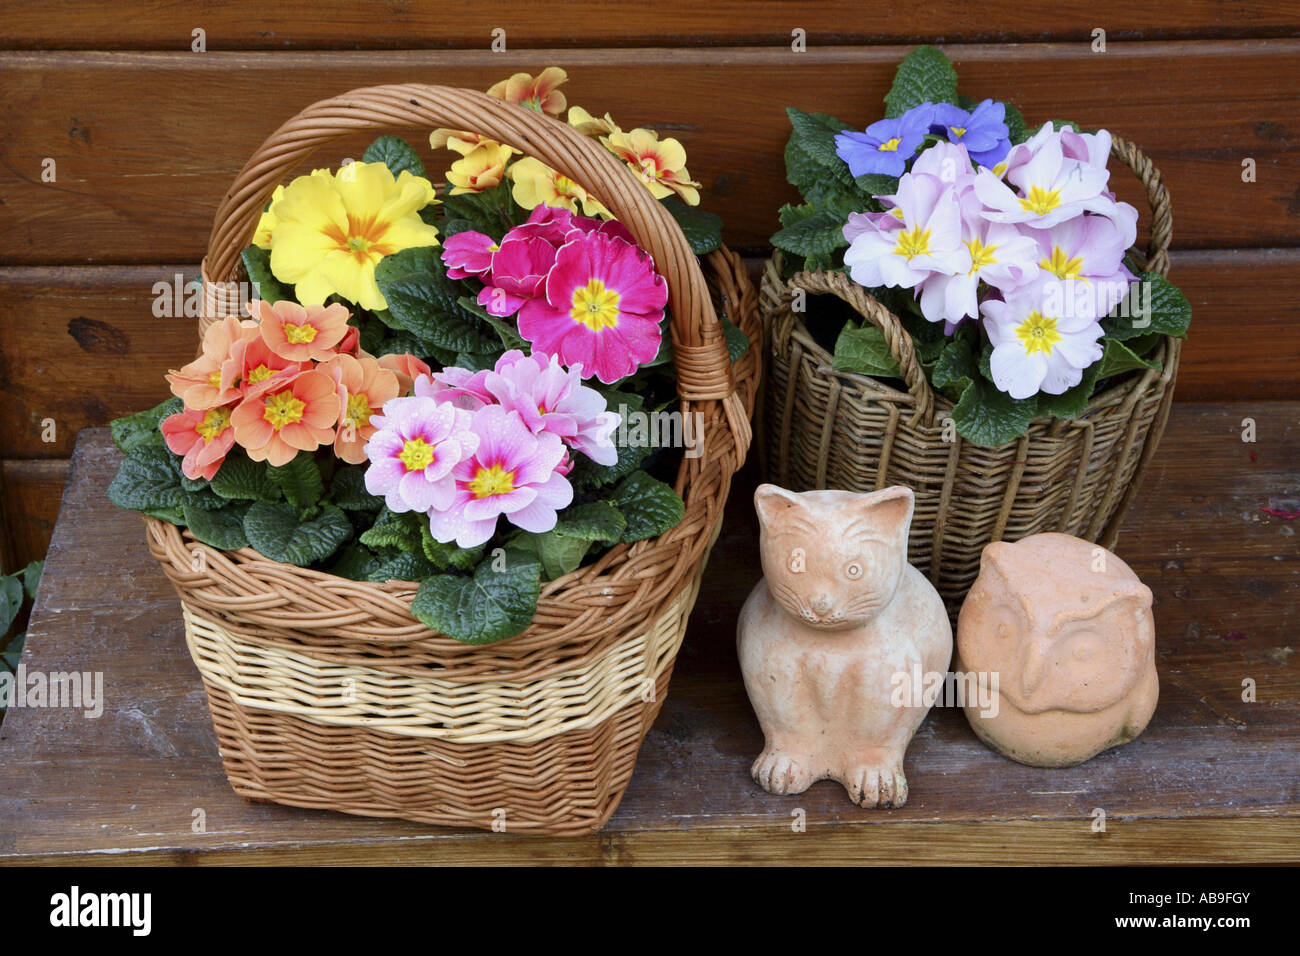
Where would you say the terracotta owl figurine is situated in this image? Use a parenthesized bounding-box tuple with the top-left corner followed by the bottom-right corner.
(955, 533, 1159, 768)
(737, 484, 951, 808)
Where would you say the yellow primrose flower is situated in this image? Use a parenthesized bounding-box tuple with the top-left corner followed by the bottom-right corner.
(487, 67, 568, 116)
(430, 129, 499, 155)
(268, 161, 440, 312)
(447, 141, 517, 195)
(567, 106, 622, 138)
(602, 128, 701, 206)
(507, 156, 609, 218)
(253, 184, 286, 249)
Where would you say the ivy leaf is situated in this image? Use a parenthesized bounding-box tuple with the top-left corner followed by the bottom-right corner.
(362, 135, 427, 179)
(883, 45, 959, 118)
(267, 455, 324, 509)
(373, 246, 498, 354)
(209, 453, 281, 502)
(328, 465, 382, 511)
(660, 196, 723, 255)
(1103, 273, 1192, 341)
(410, 555, 542, 645)
(243, 501, 351, 566)
(951, 378, 1038, 447)
(182, 501, 251, 551)
(832, 322, 901, 378)
(608, 471, 685, 543)
(110, 397, 182, 455)
(107, 444, 185, 513)
(240, 245, 292, 304)
(1096, 338, 1163, 380)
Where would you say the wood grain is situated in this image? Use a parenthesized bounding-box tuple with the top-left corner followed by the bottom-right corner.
(0, 406, 1294, 864)
(2, 42, 1297, 264)
(0, 459, 67, 571)
(4, 1, 1299, 50)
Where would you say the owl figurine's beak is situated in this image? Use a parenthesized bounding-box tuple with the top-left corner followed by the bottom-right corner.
(1020, 637, 1052, 700)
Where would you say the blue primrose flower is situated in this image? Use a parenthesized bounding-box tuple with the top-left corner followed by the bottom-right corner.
(834, 103, 934, 177)
(929, 99, 1011, 168)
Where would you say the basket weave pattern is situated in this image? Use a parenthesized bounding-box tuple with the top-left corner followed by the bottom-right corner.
(144, 85, 760, 834)
(761, 136, 1178, 611)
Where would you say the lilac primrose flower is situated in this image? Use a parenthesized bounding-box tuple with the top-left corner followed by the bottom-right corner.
(843, 172, 966, 290)
(834, 103, 934, 178)
(929, 100, 1011, 169)
(363, 396, 479, 514)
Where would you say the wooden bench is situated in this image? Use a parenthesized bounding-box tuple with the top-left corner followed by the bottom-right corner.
(1, 406, 1295, 865)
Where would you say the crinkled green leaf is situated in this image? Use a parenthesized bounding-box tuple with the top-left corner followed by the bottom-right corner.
(1103, 273, 1192, 341)
(21, 561, 42, 602)
(721, 315, 750, 362)
(110, 397, 181, 455)
(107, 444, 185, 513)
(373, 246, 498, 354)
(419, 523, 484, 572)
(883, 45, 959, 118)
(183, 500, 251, 551)
(1096, 338, 1162, 380)
(240, 244, 292, 304)
(930, 336, 979, 395)
(267, 455, 324, 509)
(608, 471, 685, 543)
(243, 501, 351, 566)
(951, 378, 1038, 447)
(1003, 102, 1029, 144)
(832, 322, 902, 379)
(660, 196, 723, 255)
(328, 465, 382, 511)
(358, 507, 424, 552)
(209, 453, 281, 502)
(410, 555, 542, 645)
(362, 135, 427, 179)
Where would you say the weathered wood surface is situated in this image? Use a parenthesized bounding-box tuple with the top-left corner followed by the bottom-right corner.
(2, 42, 1297, 264)
(0, 404, 1295, 864)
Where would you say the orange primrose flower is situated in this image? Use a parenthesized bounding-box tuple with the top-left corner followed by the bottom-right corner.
(161, 406, 237, 481)
(377, 352, 432, 396)
(166, 315, 260, 410)
(321, 353, 401, 465)
(254, 298, 351, 363)
(230, 370, 338, 467)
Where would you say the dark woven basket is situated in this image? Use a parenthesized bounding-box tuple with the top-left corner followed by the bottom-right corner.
(759, 135, 1178, 613)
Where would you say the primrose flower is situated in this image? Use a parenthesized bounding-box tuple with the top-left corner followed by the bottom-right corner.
(427, 405, 573, 549)
(974, 123, 1112, 230)
(835, 104, 933, 178)
(252, 298, 351, 363)
(508, 156, 609, 218)
(981, 279, 1105, 399)
(476, 223, 563, 317)
(602, 128, 701, 205)
(483, 350, 621, 465)
(447, 141, 517, 195)
(252, 184, 287, 249)
(929, 100, 1011, 169)
(441, 230, 498, 280)
(237, 336, 304, 400)
(1028, 214, 1135, 308)
(166, 315, 259, 410)
(415, 365, 494, 411)
(161, 406, 236, 481)
(568, 106, 621, 138)
(363, 397, 478, 514)
(267, 162, 440, 312)
(321, 353, 401, 465)
(843, 172, 967, 291)
(377, 352, 431, 396)
(230, 369, 338, 466)
(917, 221, 1041, 324)
(518, 230, 667, 384)
(488, 67, 569, 116)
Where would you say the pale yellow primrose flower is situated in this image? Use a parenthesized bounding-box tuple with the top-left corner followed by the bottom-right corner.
(507, 156, 610, 218)
(448, 141, 517, 195)
(252, 184, 286, 249)
(567, 106, 622, 138)
(601, 127, 701, 206)
(267, 161, 440, 312)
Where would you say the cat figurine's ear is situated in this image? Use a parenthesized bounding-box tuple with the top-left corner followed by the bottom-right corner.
(753, 484, 805, 530)
(855, 486, 915, 542)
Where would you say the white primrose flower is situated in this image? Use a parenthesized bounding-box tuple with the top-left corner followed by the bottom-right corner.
(843, 172, 967, 290)
(918, 220, 1041, 323)
(980, 278, 1104, 399)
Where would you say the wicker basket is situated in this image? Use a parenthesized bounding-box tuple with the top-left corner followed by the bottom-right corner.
(143, 84, 759, 835)
(760, 135, 1177, 613)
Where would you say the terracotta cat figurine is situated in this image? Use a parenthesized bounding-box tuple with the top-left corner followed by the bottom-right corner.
(737, 484, 951, 808)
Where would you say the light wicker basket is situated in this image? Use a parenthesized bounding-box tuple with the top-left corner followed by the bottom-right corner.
(760, 135, 1177, 614)
(143, 84, 759, 835)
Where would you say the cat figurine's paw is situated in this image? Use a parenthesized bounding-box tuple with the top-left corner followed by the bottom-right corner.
(752, 747, 814, 796)
(844, 758, 908, 808)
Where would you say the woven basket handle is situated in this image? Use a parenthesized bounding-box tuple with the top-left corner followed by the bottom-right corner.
(202, 83, 749, 451)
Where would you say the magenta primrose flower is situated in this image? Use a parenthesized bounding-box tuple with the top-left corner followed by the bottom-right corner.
(414, 365, 494, 411)
(518, 230, 667, 384)
(441, 231, 496, 280)
(362, 396, 478, 514)
(427, 404, 574, 548)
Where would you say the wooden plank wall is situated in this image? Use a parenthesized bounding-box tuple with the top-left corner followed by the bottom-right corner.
(1, 3, 1298, 569)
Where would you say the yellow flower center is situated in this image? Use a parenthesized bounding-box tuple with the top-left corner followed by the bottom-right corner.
(324, 214, 397, 264)
(207, 370, 222, 387)
(893, 226, 931, 261)
(966, 237, 999, 275)
(888, 207, 904, 220)
(1041, 246, 1087, 280)
(1019, 185, 1063, 216)
(247, 364, 276, 385)
(262, 390, 306, 431)
(1015, 311, 1063, 356)
(991, 161, 1009, 178)
(468, 463, 516, 499)
(283, 322, 318, 344)
(398, 437, 435, 473)
(570, 279, 621, 331)
(877, 137, 902, 152)
(196, 407, 231, 443)
(949, 126, 967, 137)
(345, 392, 372, 429)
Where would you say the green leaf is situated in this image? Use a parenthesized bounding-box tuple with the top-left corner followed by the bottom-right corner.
(419, 523, 484, 572)
(362, 135, 427, 179)
(374, 246, 498, 354)
(143, 504, 187, 524)
(107, 444, 185, 513)
(1034, 360, 1103, 420)
(784, 136, 858, 207)
(209, 453, 281, 502)
(240, 245, 292, 304)
(410, 555, 542, 645)
(930, 336, 979, 394)
(832, 322, 902, 378)
(457, 295, 527, 351)
(1003, 101, 1029, 144)
(883, 45, 959, 118)
(660, 196, 723, 255)
(608, 471, 685, 543)
(183, 500, 251, 551)
(721, 315, 751, 362)
(771, 205, 851, 266)
(20, 561, 42, 602)
(554, 501, 627, 543)
(1, 631, 25, 673)
(1103, 273, 1192, 341)
(507, 531, 592, 580)
(110, 397, 181, 454)
(951, 378, 1038, 447)
(1096, 338, 1162, 380)
(0, 575, 22, 637)
(267, 455, 324, 509)
(785, 108, 857, 180)
(358, 507, 424, 552)
(853, 173, 900, 197)
(243, 501, 351, 566)
(367, 549, 439, 583)
(567, 393, 651, 492)
(438, 181, 514, 237)
(328, 466, 382, 511)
